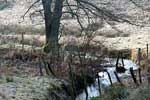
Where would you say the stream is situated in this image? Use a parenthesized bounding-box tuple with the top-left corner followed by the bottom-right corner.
(76, 58, 138, 100)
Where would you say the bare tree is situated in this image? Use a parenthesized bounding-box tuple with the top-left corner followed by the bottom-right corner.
(22, 0, 146, 53)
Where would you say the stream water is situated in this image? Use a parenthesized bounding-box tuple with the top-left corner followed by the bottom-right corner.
(76, 58, 138, 100)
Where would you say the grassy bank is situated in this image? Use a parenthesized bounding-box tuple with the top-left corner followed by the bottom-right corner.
(91, 83, 150, 100)
(0, 75, 69, 100)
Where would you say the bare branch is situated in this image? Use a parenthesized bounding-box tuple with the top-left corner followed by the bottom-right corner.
(62, 11, 84, 31)
(77, 0, 143, 27)
(20, 0, 41, 22)
(65, 0, 85, 32)
(29, 9, 44, 20)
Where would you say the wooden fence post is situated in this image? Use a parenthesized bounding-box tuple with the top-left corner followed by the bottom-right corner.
(114, 71, 123, 85)
(130, 67, 138, 85)
(47, 62, 55, 76)
(106, 70, 113, 85)
(138, 48, 141, 66)
(97, 73, 101, 95)
(116, 52, 120, 67)
(116, 52, 126, 73)
(21, 32, 25, 51)
(147, 44, 149, 58)
(138, 68, 142, 84)
(121, 53, 125, 67)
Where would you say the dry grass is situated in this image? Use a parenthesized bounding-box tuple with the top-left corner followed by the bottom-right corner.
(97, 30, 130, 38)
(0, 24, 45, 34)
(125, 84, 150, 100)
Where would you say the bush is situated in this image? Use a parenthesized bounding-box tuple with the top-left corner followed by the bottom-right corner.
(91, 83, 129, 100)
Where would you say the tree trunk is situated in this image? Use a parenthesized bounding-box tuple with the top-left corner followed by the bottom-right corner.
(42, 0, 63, 53)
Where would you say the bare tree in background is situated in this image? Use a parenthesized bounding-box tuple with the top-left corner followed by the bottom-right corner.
(22, 0, 146, 53)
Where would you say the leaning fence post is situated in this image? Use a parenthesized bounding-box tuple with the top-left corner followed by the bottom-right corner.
(147, 44, 149, 58)
(138, 48, 141, 66)
(121, 53, 125, 67)
(138, 68, 142, 84)
(130, 67, 138, 85)
(116, 52, 120, 67)
(21, 32, 25, 51)
(97, 73, 101, 95)
(114, 71, 123, 85)
(106, 70, 113, 85)
(47, 62, 55, 76)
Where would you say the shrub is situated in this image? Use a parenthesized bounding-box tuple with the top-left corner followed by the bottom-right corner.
(91, 83, 129, 100)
